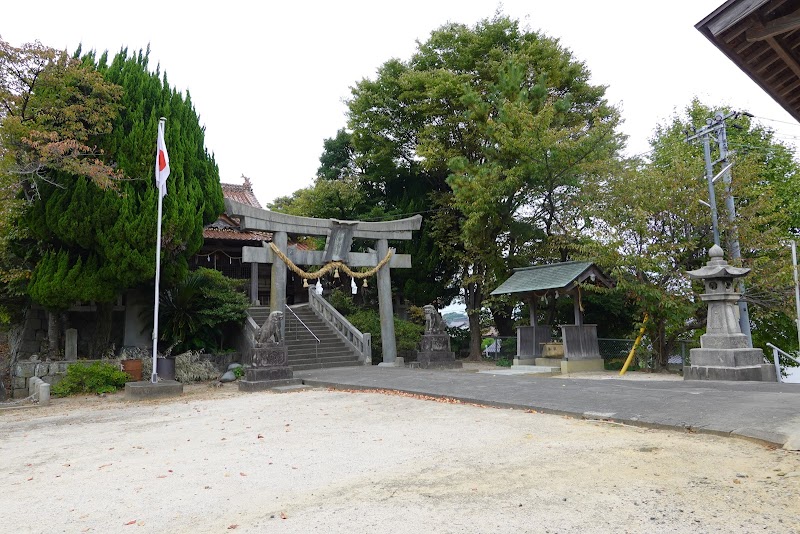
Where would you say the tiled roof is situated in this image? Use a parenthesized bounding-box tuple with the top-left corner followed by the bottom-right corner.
(204, 228, 271, 242)
(221, 177, 261, 209)
(204, 178, 265, 240)
(491, 262, 611, 296)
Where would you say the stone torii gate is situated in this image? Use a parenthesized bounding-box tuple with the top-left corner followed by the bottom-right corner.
(224, 199, 422, 366)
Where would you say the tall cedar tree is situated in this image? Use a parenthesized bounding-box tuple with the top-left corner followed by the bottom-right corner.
(24, 47, 223, 356)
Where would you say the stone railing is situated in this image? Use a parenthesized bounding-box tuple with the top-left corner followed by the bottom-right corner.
(308, 288, 372, 364)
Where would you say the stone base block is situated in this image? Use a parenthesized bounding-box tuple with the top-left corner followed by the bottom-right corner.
(513, 358, 536, 366)
(418, 360, 463, 369)
(245, 366, 294, 382)
(417, 351, 460, 369)
(125, 380, 184, 400)
(561, 358, 604, 374)
(420, 335, 451, 353)
(535, 357, 563, 367)
(238, 377, 303, 392)
(378, 357, 405, 368)
(684, 364, 777, 382)
(251, 344, 288, 367)
(690, 347, 765, 367)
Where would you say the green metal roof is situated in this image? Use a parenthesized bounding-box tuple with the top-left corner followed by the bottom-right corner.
(491, 261, 608, 296)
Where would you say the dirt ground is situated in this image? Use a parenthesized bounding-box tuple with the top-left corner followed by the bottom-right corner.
(1, 382, 799, 534)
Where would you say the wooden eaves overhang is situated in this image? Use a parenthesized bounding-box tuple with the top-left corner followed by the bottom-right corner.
(697, 0, 800, 120)
(490, 261, 614, 299)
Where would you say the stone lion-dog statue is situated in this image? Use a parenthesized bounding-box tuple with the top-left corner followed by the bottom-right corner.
(423, 304, 447, 334)
(257, 310, 283, 345)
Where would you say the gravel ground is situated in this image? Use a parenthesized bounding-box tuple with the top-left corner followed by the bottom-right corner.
(1, 383, 799, 534)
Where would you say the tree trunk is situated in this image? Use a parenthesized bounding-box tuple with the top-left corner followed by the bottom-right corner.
(47, 311, 60, 357)
(490, 303, 515, 337)
(90, 302, 114, 358)
(463, 272, 484, 362)
(467, 311, 482, 361)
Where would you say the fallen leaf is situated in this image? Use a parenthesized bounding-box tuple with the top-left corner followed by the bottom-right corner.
(257, 434, 264, 439)
(240, 472, 247, 477)
(157, 475, 167, 479)
(168, 470, 173, 473)
(227, 525, 238, 529)
(733, 479, 741, 484)
(124, 520, 137, 526)
(27, 477, 33, 481)
(280, 512, 288, 520)
(98, 464, 112, 470)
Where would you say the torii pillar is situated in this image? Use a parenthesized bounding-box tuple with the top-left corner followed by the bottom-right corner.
(226, 199, 421, 366)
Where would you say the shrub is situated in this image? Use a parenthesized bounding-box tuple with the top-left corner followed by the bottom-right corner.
(496, 357, 513, 368)
(328, 288, 359, 316)
(347, 309, 423, 363)
(52, 362, 130, 396)
(141, 268, 250, 353)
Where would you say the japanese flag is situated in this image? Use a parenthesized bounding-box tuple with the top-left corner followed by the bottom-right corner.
(155, 120, 170, 198)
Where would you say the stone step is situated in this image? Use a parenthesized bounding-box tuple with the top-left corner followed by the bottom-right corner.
(289, 360, 362, 371)
(246, 304, 362, 372)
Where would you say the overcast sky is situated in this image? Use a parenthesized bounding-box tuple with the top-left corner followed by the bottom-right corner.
(4, 1, 800, 206)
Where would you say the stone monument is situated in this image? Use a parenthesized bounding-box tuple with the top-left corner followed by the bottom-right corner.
(684, 245, 776, 381)
(239, 310, 301, 391)
(416, 305, 462, 369)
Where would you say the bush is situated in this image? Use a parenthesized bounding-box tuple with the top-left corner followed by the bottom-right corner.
(327, 288, 359, 316)
(347, 309, 424, 363)
(52, 362, 130, 396)
(496, 357, 512, 367)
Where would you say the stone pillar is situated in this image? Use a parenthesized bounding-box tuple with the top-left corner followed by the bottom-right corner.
(270, 231, 287, 313)
(250, 262, 259, 305)
(65, 329, 78, 361)
(376, 238, 398, 366)
(528, 297, 537, 327)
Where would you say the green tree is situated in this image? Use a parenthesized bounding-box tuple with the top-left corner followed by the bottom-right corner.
(588, 99, 796, 367)
(346, 15, 621, 358)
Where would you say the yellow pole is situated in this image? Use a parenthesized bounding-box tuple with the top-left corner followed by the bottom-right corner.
(620, 313, 648, 376)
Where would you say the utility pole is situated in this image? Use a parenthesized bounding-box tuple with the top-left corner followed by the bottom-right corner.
(687, 111, 753, 346)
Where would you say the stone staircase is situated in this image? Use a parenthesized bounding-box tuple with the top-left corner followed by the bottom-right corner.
(247, 305, 362, 371)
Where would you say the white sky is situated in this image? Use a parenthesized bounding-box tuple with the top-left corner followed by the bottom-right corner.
(4, 1, 800, 207)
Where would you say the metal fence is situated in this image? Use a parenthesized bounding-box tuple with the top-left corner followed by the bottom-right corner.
(479, 335, 697, 369)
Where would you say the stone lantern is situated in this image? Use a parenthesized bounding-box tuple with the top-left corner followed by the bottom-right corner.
(684, 245, 776, 381)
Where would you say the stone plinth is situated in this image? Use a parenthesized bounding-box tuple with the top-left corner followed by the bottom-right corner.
(125, 380, 183, 400)
(416, 334, 462, 369)
(239, 343, 300, 392)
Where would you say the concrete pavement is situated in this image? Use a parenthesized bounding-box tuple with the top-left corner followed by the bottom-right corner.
(295, 365, 800, 450)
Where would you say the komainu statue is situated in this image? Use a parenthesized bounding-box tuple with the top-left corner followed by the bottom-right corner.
(423, 304, 447, 334)
(257, 310, 283, 345)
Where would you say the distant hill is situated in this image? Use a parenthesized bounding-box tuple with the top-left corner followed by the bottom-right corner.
(443, 312, 468, 327)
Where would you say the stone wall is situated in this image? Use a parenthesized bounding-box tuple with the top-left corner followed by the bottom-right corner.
(11, 360, 73, 399)
(13, 306, 126, 362)
(9, 353, 241, 399)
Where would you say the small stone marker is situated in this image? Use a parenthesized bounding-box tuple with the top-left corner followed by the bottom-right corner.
(65, 329, 78, 361)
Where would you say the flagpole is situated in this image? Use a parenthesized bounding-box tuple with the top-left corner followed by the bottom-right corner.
(152, 118, 167, 383)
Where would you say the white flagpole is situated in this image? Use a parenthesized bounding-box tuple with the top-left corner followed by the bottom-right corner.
(152, 118, 167, 382)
